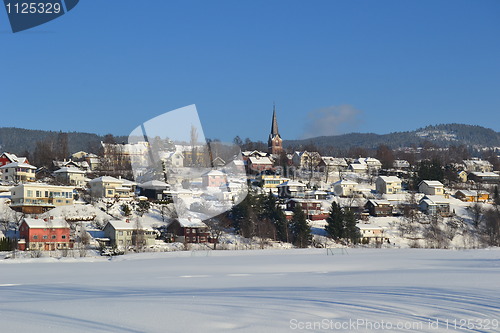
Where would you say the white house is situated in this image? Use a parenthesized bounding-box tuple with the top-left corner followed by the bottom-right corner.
(333, 179, 358, 197)
(0, 162, 37, 183)
(418, 180, 444, 196)
(89, 176, 135, 198)
(54, 167, 86, 187)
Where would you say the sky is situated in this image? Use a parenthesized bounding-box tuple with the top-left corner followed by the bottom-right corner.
(1, 0, 499, 142)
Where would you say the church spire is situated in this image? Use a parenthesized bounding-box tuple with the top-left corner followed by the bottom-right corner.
(268, 103, 283, 155)
(270, 102, 279, 137)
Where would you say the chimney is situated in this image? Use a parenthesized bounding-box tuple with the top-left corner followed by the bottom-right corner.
(126, 219, 130, 223)
(50, 216, 54, 220)
(44, 218, 48, 222)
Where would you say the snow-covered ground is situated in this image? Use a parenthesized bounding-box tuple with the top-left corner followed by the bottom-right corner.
(1, 248, 500, 332)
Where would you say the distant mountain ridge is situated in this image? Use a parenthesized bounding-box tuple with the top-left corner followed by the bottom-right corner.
(0, 127, 127, 155)
(284, 124, 500, 150)
(1, 123, 499, 156)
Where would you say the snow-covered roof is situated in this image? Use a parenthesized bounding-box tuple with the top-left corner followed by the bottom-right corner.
(470, 172, 499, 177)
(54, 167, 85, 174)
(419, 180, 444, 188)
(89, 176, 123, 184)
(378, 176, 401, 183)
(349, 163, 367, 170)
(177, 218, 207, 228)
(420, 195, 449, 204)
(203, 170, 225, 176)
(0, 162, 36, 169)
(22, 218, 69, 229)
(248, 156, 272, 165)
(105, 219, 153, 231)
(334, 180, 358, 186)
(367, 199, 392, 206)
(138, 180, 169, 189)
(455, 190, 477, 197)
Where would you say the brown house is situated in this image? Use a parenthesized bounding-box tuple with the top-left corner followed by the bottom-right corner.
(365, 200, 393, 217)
(167, 218, 210, 243)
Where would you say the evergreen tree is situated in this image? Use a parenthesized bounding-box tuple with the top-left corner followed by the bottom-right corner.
(290, 205, 312, 248)
(344, 210, 361, 244)
(259, 192, 288, 242)
(325, 201, 344, 240)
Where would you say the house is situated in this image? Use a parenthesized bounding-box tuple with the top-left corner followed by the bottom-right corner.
(318, 157, 348, 171)
(304, 190, 328, 200)
(333, 180, 358, 197)
(358, 225, 389, 244)
(463, 158, 493, 173)
(53, 167, 86, 187)
(202, 170, 227, 188)
(0, 152, 29, 167)
(419, 195, 451, 216)
(418, 180, 445, 196)
(0, 162, 36, 183)
(160, 150, 184, 168)
(247, 156, 273, 173)
(348, 163, 368, 174)
(137, 180, 170, 200)
(457, 170, 468, 183)
(455, 190, 490, 203)
(18, 218, 72, 251)
(103, 219, 156, 249)
(351, 157, 382, 173)
(88, 176, 135, 198)
(468, 172, 500, 184)
(365, 199, 393, 217)
(291, 151, 322, 169)
(286, 198, 326, 220)
(376, 176, 402, 194)
(53, 159, 90, 172)
(10, 183, 75, 214)
(85, 153, 101, 170)
(277, 180, 307, 198)
(393, 160, 410, 169)
(167, 218, 210, 243)
(258, 175, 289, 189)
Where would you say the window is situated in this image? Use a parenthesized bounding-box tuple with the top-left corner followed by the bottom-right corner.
(36, 191, 41, 197)
(43, 235, 48, 239)
(118, 231, 123, 236)
(33, 235, 38, 239)
(27, 190, 33, 197)
(108, 190, 113, 195)
(62, 235, 66, 239)
(51, 235, 56, 239)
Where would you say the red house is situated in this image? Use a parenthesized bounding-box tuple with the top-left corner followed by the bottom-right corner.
(0, 152, 29, 167)
(18, 218, 72, 251)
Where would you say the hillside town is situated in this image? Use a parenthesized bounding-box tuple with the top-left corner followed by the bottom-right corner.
(1, 108, 500, 258)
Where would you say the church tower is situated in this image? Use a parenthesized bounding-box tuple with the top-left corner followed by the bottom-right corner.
(268, 104, 283, 155)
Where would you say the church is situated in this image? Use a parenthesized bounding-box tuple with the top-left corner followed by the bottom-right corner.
(268, 105, 283, 155)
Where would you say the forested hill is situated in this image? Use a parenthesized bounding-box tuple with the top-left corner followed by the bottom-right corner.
(284, 124, 500, 150)
(1, 123, 499, 156)
(0, 127, 127, 155)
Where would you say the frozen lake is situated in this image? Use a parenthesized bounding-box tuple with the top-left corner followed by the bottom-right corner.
(1, 248, 500, 332)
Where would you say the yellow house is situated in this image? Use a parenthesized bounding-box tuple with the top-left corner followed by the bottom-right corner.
(376, 176, 402, 194)
(457, 171, 468, 183)
(10, 183, 75, 214)
(258, 175, 290, 189)
(89, 176, 135, 198)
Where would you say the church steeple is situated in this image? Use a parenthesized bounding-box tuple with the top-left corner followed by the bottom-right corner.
(268, 103, 283, 155)
(270, 103, 279, 137)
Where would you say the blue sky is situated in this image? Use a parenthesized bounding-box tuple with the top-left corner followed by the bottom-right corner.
(1, 0, 499, 142)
